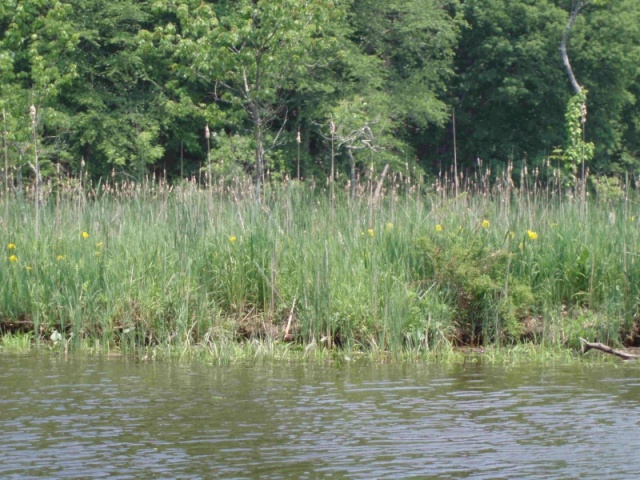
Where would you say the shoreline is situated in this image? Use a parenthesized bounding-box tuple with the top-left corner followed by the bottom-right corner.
(0, 330, 626, 366)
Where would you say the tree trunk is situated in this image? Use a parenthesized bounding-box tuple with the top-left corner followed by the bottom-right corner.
(560, 0, 585, 95)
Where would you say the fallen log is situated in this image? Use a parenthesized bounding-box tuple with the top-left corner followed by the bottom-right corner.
(579, 338, 639, 360)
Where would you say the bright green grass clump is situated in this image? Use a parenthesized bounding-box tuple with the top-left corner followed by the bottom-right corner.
(1, 178, 639, 362)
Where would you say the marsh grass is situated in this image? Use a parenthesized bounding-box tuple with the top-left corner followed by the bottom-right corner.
(1, 170, 639, 363)
(1, 332, 33, 353)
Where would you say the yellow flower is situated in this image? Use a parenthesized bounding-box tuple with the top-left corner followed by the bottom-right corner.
(481, 219, 490, 229)
(385, 222, 394, 231)
(8, 255, 17, 262)
(527, 230, 538, 241)
(95, 242, 103, 248)
(25, 266, 32, 271)
(435, 224, 443, 232)
(82, 231, 89, 239)
(8, 243, 16, 250)
(368, 228, 374, 237)
(95, 250, 102, 256)
(229, 236, 237, 243)
(56, 255, 64, 261)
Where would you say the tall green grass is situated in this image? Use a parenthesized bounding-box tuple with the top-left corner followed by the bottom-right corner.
(1, 174, 639, 359)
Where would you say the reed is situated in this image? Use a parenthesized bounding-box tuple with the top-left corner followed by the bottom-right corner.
(0, 167, 639, 363)
(0, 332, 33, 353)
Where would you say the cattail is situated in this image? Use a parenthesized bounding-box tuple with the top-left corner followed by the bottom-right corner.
(29, 104, 36, 124)
(205, 124, 210, 139)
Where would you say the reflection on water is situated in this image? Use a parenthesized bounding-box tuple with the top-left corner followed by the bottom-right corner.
(1, 354, 640, 479)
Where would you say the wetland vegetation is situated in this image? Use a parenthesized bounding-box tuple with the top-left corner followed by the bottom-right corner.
(2, 1, 640, 363)
(2, 175, 639, 364)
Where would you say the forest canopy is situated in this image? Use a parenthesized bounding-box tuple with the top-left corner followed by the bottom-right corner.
(1, 0, 639, 185)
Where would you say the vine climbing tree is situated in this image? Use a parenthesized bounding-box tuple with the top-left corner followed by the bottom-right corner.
(559, 0, 605, 190)
(562, 91, 594, 184)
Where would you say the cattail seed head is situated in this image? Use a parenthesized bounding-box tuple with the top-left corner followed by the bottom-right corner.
(29, 105, 36, 123)
(205, 124, 210, 139)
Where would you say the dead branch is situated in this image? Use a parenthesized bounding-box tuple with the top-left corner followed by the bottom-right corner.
(579, 338, 639, 360)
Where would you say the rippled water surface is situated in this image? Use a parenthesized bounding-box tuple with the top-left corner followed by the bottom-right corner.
(2, 354, 640, 479)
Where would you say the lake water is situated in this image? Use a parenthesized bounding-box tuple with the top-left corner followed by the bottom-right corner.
(1, 353, 639, 479)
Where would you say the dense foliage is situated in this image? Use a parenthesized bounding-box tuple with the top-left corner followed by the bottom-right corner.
(1, 0, 639, 186)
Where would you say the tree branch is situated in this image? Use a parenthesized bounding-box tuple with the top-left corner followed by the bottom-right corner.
(580, 338, 639, 360)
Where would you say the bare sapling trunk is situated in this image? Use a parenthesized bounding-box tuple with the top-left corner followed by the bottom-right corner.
(2, 109, 7, 197)
(452, 107, 459, 197)
(30, 104, 40, 240)
(296, 128, 301, 181)
(330, 117, 335, 184)
(254, 115, 264, 201)
(205, 124, 211, 189)
(2, 108, 8, 228)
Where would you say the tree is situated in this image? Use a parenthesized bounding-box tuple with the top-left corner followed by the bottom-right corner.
(329, 96, 383, 197)
(0, 0, 176, 180)
(164, 0, 342, 196)
(0, 0, 70, 187)
(48, 0, 168, 178)
(559, 0, 591, 189)
(569, 0, 640, 174)
(349, 0, 459, 130)
(348, 0, 460, 176)
(439, 0, 568, 170)
(556, 0, 640, 179)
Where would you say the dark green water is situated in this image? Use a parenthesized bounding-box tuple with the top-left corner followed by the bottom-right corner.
(1, 354, 640, 479)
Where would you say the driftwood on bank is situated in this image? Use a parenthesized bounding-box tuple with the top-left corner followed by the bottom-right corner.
(579, 338, 639, 360)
